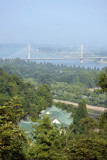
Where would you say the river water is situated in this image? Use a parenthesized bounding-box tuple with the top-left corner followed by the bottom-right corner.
(33, 59, 107, 69)
(0, 44, 107, 69)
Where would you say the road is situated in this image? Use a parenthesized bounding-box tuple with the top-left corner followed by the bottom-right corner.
(53, 99, 106, 113)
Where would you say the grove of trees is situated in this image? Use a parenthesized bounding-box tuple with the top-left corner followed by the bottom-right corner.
(0, 58, 106, 107)
(0, 62, 107, 159)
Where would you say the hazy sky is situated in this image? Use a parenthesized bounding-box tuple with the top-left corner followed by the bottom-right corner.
(0, 0, 107, 45)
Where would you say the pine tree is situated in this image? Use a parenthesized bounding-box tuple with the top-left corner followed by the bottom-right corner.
(73, 99, 88, 133)
(97, 67, 107, 93)
(75, 99, 88, 123)
(36, 84, 53, 108)
(65, 137, 107, 160)
(0, 97, 28, 160)
(29, 116, 65, 160)
(98, 110, 107, 140)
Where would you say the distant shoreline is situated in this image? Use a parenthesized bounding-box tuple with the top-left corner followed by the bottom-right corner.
(86, 59, 107, 64)
(98, 61, 107, 64)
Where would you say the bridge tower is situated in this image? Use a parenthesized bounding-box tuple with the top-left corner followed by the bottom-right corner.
(28, 44, 30, 59)
(100, 58, 104, 62)
(80, 44, 83, 63)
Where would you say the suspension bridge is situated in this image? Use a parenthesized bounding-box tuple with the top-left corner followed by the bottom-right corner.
(2, 44, 107, 64)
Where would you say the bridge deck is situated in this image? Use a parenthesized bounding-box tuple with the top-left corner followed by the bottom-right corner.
(22, 57, 107, 60)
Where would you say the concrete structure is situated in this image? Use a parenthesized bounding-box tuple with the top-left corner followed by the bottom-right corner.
(28, 44, 30, 59)
(80, 44, 83, 63)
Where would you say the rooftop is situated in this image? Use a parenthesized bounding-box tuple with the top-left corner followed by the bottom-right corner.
(40, 105, 73, 128)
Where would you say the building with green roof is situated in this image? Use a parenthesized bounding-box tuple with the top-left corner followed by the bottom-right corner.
(39, 105, 73, 128)
(19, 120, 37, 139)
(19, 119, 36, 133)
(19, 106, 73, 136)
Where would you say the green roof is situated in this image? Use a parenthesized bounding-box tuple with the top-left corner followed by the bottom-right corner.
(19, 106, 73, 134)
(45, 105, 62, 112)
(19, 120, 37, 133)
(40, 106, 73, 128)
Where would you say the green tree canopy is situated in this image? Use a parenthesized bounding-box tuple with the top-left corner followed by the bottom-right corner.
(28, 116, 65, 160)
(36, 84, 53, 108)
(66, 137, 107, 160)
(0, 97, 28, 160)
(74, 99, 88, 124)
(97, 67, 107, 93)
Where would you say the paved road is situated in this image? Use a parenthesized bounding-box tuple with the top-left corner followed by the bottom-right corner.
(53, 99, 106, 113)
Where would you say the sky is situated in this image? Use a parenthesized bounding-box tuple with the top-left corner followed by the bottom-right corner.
(0, 0, 107, 45)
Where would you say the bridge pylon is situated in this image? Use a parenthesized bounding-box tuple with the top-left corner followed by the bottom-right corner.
(101, 58, 104, 62)
(80, 44, 83, 63)
(28, 44, 30, 59)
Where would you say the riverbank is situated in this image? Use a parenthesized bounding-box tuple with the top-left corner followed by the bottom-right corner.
(53, 99, 106, 113)
(98, 61, 107, 64)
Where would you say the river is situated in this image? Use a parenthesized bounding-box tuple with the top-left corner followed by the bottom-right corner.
(0, 44, 107, 69)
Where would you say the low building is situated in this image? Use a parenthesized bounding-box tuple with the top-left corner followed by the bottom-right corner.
(19, 119, 36, 134)
(39, 105, 73, 128)
(19, 106, 73, 138)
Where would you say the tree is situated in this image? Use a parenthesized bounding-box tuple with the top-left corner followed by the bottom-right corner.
(29, 116, 65, 160)
(36, 84, 53, 108)
(73, 100, 88, 133)
(78, 117, 98, 134)
(74, 99, 88, 124)
(98, 110, 107, 140)
(0, 97, 28, 160)
(65, 137, 107, 160)
(38, 73, 52, 85)
(97, 67, 107, 93)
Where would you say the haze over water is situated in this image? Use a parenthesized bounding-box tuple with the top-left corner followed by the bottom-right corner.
(0, 0, 107, 69)
(0, 44, 107, 69)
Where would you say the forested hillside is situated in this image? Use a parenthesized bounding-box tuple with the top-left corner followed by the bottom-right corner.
(0, 66, 107, 160)
(0, 67, 52, 120)
(0, 58, 99, 87)
(0, 58, 106, 107)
